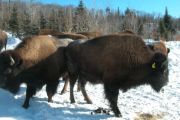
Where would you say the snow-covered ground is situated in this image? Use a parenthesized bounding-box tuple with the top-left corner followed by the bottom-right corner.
(0, 34, 180, 120)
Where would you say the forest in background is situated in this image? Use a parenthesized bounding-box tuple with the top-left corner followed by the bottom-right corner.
(0, 0, 179, 40)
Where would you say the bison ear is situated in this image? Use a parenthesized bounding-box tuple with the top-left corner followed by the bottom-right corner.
(167, 48, 170, 54)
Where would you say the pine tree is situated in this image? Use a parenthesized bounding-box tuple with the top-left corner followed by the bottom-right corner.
(73, 0, 89, 32)
(30, 23, 39, 35)
(9, 5, 19, 36)
(158, 20, 166, 38)
(22, 11, 31, 37)
(39, 11, 47, 29)
(164, 7, 173, 32)
(159, 7, 174, 41)
(48, 9, 58, 30)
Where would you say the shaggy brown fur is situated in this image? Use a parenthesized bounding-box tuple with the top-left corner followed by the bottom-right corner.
(0, 30, 7, 51)
(65, 34, 169, 117)
(0, 35, 67, 109)
(77, 31, 102, 39)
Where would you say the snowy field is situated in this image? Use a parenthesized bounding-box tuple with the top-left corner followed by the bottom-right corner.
(0, 33, 180, 120)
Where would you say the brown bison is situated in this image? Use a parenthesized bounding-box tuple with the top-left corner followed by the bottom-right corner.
(65, 34, 169, 117)
(0, 30, 8, 51)
(0, 35, 67, 109)
(77, 31, 102, 39)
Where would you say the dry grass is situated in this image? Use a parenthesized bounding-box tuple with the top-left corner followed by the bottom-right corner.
(134, 112, 165, 120)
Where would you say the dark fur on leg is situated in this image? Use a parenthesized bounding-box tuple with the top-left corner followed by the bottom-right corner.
(79, 79, 92, 104)
(69, 75, 78, 103)
(104, 84, 122, 117)
(46, 81, 59, 102)
(23, 85, 36, 109)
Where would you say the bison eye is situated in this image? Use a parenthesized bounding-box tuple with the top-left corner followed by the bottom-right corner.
(4, 68, 13, 75)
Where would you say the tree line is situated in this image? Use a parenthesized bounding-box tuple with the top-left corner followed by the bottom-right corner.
(0, 0, 179, 40)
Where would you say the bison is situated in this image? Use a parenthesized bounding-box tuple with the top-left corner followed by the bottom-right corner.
(65, 34, 169, 117)
(0, 35, 67, 109)
(77, 31, 102, 39)
(0, 30, 8, 51)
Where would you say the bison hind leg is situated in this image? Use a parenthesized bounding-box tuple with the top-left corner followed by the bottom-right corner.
(104, 84, 122, 117)
(79, 79, 92, 104)
(69, 74, 78, 103)
(60, 78, 69, 95)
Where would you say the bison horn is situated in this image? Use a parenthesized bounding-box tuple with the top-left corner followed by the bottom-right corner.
(9, 55, 15, 66)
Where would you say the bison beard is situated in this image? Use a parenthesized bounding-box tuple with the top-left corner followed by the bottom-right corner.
(65, 34, 169, 117)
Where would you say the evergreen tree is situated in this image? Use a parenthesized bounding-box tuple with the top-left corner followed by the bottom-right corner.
(48, 9, 58, 30)
(9, 5, 19, 36)
(164, 7, 173, 32)
(22, 11, 31, 36)
(73, 0, 89, 32)
(30, 23, 39, 35)
(39, 11, 47, 29)
(159, 7, 174, 40)
(158, 20, 166, 38)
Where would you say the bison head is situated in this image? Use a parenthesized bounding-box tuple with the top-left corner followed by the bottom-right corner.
(0, 51, 23, 94)
(148, 52, 169, 92)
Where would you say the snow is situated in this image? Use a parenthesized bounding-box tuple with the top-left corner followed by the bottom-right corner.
(0, 34, 180, 120)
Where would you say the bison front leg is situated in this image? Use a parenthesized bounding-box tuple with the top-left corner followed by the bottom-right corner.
(104, 84, 122, 117)
(79, 80, 92, 104)
(46, 80, 59, 102)
(61, 73, 69, 95)
(23, 85, 36, 109)
(77, 80, 81, 92)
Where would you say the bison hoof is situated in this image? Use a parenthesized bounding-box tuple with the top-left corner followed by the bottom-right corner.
(22, 104, 29, 109)
(48, 99, 53, 102)
(77, 89, 81, 92)
(87, 100, 93, 104)
(60, 90, 67, 95)
(115, 113, 122, 117)
(71, 100, 75, 104)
